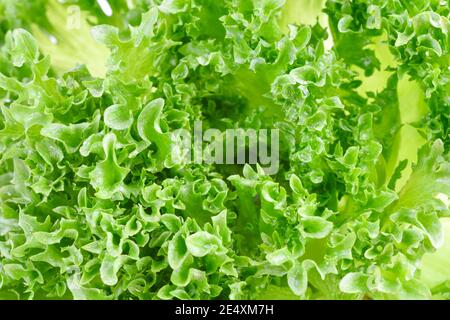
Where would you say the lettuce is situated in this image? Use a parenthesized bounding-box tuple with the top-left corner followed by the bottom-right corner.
(0, 0, 448, 300)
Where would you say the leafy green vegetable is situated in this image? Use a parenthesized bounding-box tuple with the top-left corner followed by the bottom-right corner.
(0, 0, 448, 300)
